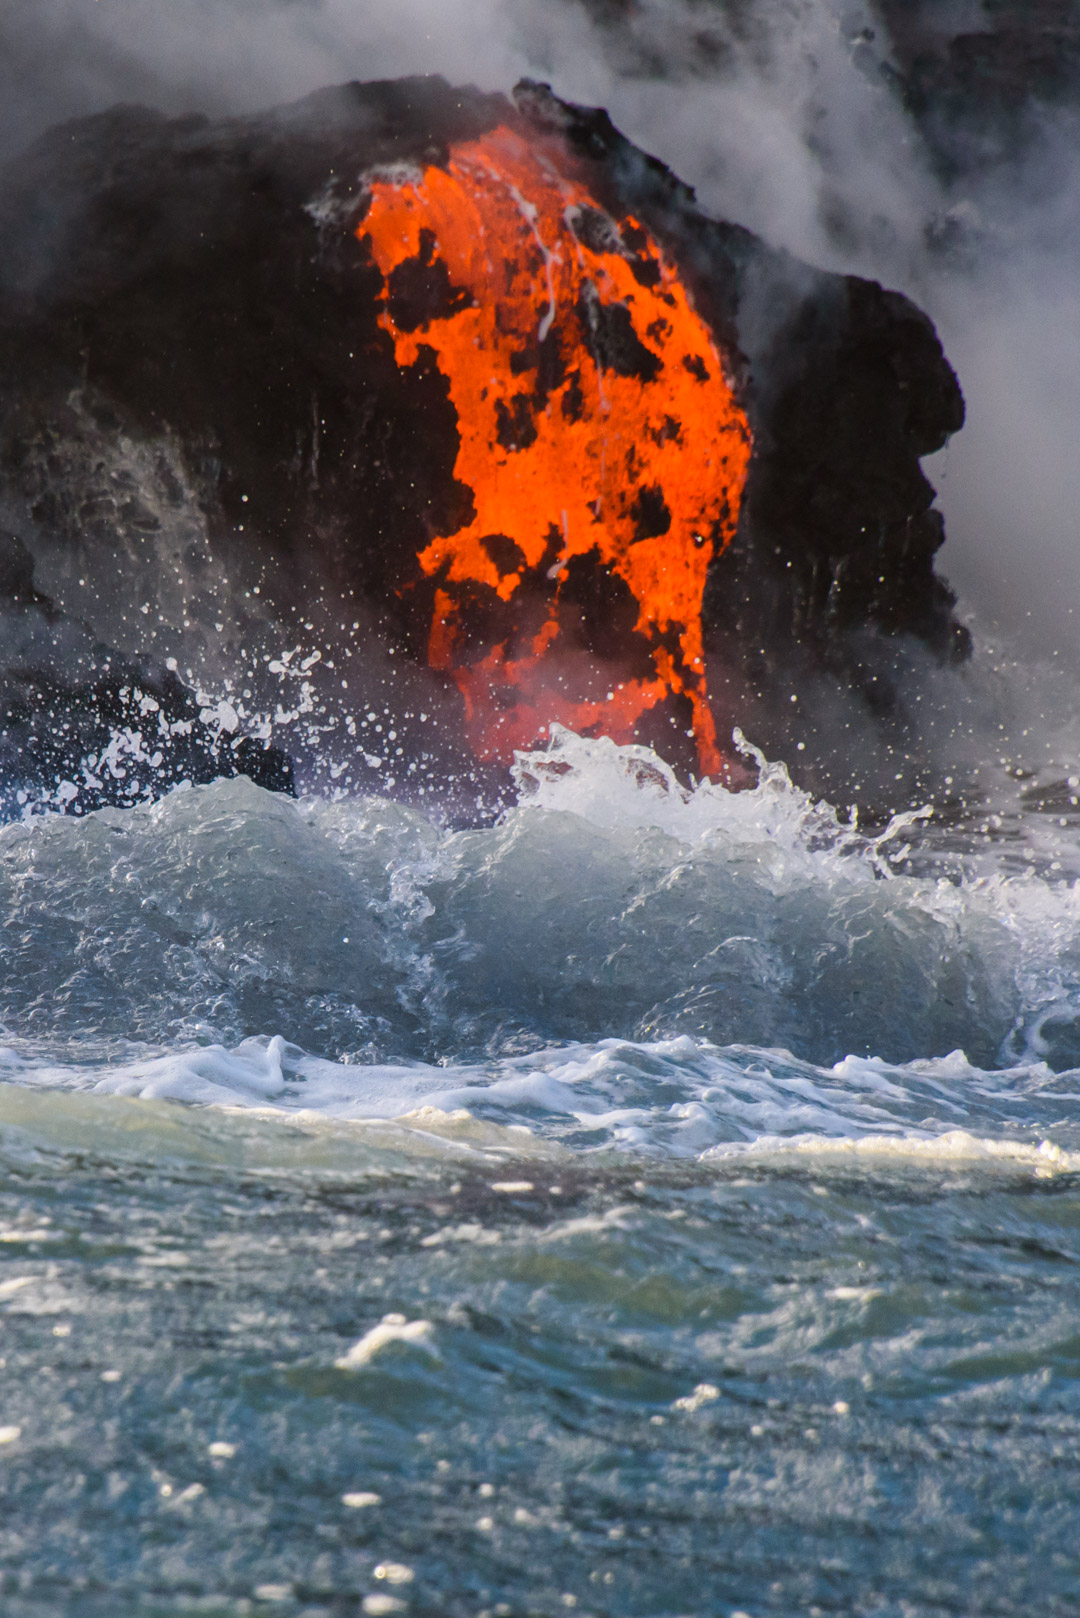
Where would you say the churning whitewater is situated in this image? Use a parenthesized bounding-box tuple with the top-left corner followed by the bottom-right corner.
(4, 726, 1080, 1156)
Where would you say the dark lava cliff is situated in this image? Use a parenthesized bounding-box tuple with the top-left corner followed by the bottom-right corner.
(0, 76, 965, 814)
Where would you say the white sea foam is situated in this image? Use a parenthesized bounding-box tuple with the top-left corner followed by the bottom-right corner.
(707, 1129, 1080, 1176)
(0, 1030, 1077, 1177)
(335, 1315, 438, 1369)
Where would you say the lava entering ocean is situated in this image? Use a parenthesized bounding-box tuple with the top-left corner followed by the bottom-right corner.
(358, 124, 752, 776)
(0, 78, 965, 816)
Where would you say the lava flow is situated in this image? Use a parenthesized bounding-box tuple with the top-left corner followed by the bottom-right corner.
(357, 124, 752, 775)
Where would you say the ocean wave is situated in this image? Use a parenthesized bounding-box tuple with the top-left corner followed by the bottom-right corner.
(4, 727, 1080, 1076)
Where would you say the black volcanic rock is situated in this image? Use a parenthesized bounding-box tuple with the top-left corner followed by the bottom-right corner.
(0, 539, 294, 816)
(0, 651, 295, 818)
(876, 0, 1080, 181)
(0, 75, 965, 811)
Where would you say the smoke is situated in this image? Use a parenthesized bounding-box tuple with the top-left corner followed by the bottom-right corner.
(0, 1, 934, 275)
(3, 0, 1079, 798)
(0, 0, 528, 155)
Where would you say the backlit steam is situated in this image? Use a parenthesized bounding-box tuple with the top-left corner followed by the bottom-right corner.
(359, 124, 752, 774)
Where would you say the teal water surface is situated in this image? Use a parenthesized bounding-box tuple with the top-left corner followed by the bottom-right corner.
(3, 734, 1080, 1615)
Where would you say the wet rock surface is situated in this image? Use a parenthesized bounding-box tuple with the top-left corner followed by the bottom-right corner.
(0, 527, 294, 816)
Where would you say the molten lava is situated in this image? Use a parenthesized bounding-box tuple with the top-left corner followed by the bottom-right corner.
(357, 124, 752, 775)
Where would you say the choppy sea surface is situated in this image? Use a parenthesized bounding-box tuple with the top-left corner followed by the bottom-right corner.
(2, 728, 1079, 1617)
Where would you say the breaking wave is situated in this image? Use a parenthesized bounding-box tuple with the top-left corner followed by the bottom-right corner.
(4, 725, 1080, 1166)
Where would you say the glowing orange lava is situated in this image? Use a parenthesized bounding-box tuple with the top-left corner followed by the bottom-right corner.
(357, 124, 752, 774)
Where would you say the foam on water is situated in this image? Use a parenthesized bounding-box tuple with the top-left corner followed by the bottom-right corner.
(2, 1033, 1079, 1174)
(4, 725, 1080, 1169)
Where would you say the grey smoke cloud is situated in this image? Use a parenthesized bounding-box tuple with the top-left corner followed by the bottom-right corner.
(0, 0, 527, 155)
(3, 0, 1078, 666)
(0, 1, 932, 274)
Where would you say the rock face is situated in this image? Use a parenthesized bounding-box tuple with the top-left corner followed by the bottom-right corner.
(0, 531, 294, 819)
(0, 75, 965, 812)
(877, 0, 1080, 180)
